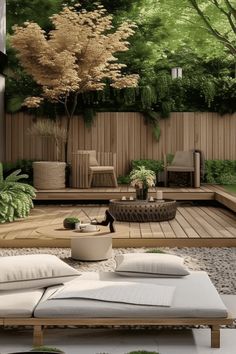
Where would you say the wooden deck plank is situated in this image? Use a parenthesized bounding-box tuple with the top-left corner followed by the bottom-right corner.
(202, 207, 236, 238)
(208, 207, 236, 228)
(190, 207, 230, 238)
(168, 218, 188, 238)
(160, 221, 176, 238)
(149, 222, 165, 238)
(197, 207, 235, 238)
(182, 207, 222, 238)
(177, 207, 209, 238)
(129, 222, 142, 238)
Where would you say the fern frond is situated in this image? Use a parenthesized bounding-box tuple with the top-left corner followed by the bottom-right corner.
(5, 172, 29, 182)
(0, 166, 35, 223)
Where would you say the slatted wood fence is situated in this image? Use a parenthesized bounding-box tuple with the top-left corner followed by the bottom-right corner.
(5, 112, 236, 176)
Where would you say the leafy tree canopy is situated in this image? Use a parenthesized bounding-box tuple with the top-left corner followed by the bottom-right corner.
(6, 0, 62, 33)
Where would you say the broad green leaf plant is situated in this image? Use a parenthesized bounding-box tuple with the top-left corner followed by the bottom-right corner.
(0, 163, 36, 223)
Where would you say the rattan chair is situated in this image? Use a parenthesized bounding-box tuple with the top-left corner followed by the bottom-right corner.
(164, 150, 200, 188)
(72, 150, 118, 188)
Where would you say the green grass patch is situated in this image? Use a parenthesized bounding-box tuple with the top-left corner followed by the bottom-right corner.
(223, 184, 236, 194)
(145, 249, 166, 254)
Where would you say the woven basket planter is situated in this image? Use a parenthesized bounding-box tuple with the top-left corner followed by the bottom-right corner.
(33, 161, 66, 190)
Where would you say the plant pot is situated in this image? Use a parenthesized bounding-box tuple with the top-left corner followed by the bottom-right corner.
(136, 187, 148, 200)
(33, 161, 66, 190)
(63, 220, 76, 229)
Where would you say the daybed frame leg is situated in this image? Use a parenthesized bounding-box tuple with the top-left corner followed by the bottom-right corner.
(211, 325, 220, 348)
(33, 325, 43, 347)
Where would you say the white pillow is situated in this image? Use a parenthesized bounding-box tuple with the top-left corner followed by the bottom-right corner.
(0, 254, 80, 290)
(115, 253, 190, 277)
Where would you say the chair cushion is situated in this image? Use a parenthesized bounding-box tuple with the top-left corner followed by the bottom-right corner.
(171, 151, 194, 167)
(89, 166, 114, 171)
(78, 150, 99, 166)
(0, 254, 80, 290)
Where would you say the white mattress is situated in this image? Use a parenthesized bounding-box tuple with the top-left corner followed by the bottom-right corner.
(34, 271, 228, 318)
(0, 288, 44, 317)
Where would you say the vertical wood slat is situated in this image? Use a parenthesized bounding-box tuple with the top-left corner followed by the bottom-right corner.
(71, 152, 89, 188)
(5, 112, 236, 176)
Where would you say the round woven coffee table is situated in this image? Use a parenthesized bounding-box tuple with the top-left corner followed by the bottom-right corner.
(109, 199, 177, 222)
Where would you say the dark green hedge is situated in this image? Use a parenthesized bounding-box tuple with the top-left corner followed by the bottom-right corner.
(118, 158, 236, 185)
(205, 160, 236, 184)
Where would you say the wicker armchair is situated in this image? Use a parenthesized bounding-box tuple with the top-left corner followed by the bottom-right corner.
(164, 150, 200, 188)
(72, 150, 118, 188)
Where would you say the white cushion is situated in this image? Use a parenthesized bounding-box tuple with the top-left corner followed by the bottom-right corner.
(115, 253, 190, 277)
(0, 254, 80, 290)
(0, 288, 44, 317)
(78, 150, 99, 166)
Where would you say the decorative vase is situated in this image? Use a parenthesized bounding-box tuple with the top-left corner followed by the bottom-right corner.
(136, 187, 148, 200)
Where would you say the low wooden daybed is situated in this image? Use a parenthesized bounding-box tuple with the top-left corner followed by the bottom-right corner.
(2, 315, 233, 348)
(0, 271, 234, 348)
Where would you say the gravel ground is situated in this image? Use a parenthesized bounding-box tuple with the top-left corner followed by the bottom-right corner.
(1, 247, 236, 294)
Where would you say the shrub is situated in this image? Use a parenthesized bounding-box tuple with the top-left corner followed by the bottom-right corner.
(0, 162, 36, 223)
(131, 159, 164, 175)
(204, 160, 236, 184)
(117, 175, 131, 184)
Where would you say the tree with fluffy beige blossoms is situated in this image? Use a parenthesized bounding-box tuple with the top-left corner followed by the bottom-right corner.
(11, 4, 139, 160)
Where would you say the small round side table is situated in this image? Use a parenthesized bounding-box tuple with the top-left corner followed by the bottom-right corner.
(71, 232, 112, 261)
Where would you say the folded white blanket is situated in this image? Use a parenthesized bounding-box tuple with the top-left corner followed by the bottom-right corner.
(49, 280, 175, 307)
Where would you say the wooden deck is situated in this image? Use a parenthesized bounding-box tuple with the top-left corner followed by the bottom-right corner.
(1, 202, 236, 248)
(36, 185, 216, 201)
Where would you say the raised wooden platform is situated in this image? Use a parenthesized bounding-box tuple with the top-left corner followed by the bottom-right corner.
(35, 185, 215, 201)
(1, 202, 236, 248)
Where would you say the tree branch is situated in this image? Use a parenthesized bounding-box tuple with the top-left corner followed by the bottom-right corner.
(210, 0, 228, 16)
(188, 0, 236, 55)
(224, 0, 236, 19)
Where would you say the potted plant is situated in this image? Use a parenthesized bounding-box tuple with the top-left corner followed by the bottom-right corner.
(63, 217, 80, 230)
(28, 119, 67, 190)
(129, 165, 156, 200)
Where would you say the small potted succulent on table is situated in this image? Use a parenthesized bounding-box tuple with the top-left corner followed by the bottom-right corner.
(130, 165, 156, 200)
(63, 217, 80, 230)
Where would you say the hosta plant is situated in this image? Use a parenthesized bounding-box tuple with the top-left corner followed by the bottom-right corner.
(0, 162, 36, 223)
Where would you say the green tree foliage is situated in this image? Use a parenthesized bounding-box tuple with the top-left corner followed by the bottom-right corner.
(6, 0, 62, 33)
(5, 0, 236, 132)
(0, 163, 36, 223)
(6, 0, 62, 112)
(188, 0, 236, 57)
